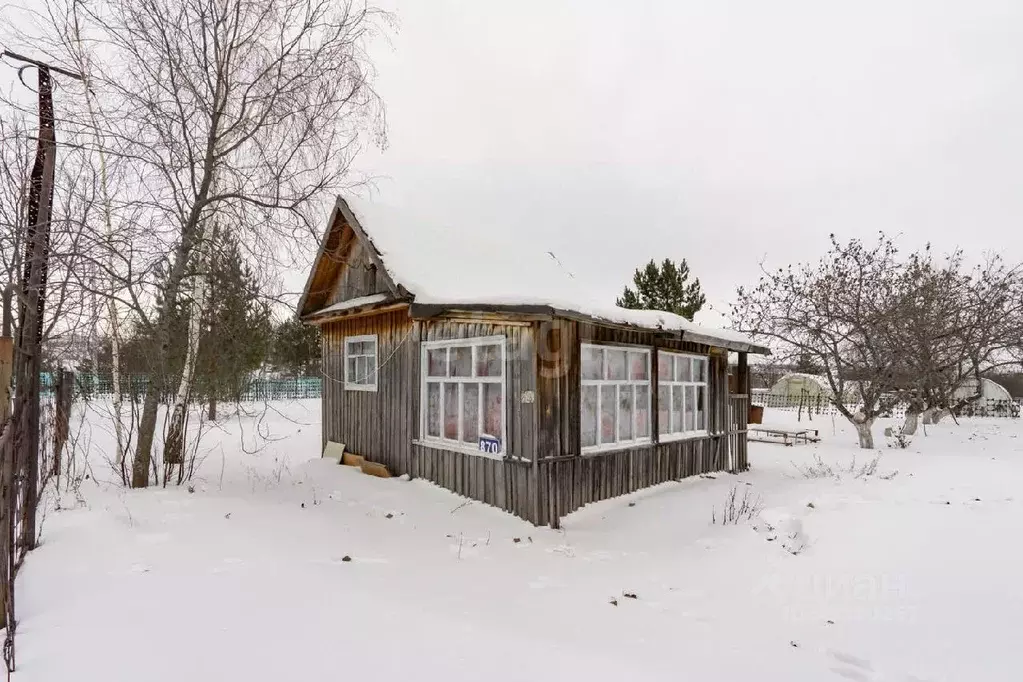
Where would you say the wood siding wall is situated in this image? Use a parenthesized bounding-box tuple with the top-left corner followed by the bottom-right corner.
(321, 311, 748, 527)
(411, 319, 540, 523)
(321, 309, 416, 474)
(328, 237, 391, 305)
(534, 320, 736, 526)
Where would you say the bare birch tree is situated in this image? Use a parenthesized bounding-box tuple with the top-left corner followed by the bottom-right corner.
(26, 0, 387, 487)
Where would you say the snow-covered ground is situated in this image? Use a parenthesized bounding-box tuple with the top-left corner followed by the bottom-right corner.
(14, 402, 1023, 681)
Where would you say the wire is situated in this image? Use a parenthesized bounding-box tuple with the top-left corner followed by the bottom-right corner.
(319, 319, 415, 385)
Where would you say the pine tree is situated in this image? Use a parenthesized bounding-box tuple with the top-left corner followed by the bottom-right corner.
(617, 258, 706, 321)
(194, 233, 272, 418)
(269, 317, 321, 377)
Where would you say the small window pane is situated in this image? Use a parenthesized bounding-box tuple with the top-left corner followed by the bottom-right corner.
(618, 386, 634, 441)
(582, 347, 603, 381)
(657, 354, 672, 381)
(636, 385, 650, 438)
(476, 345, 502, 377)
(483, 383, 502, 439)
(694, 357, 707, 383)
(629, 352, 648, 381)
(427, 384, 441, 437)
(696, 386, 707, 430)
(671, 385, 683, 434)
(428, 348, 447, 377)
(462, 384, 480, 443)
(600, 385, 616, 444)
(451, 346, 472, 377)
(354, 356, 367, 384)
(607, 349, 627, 381)
(676, 357, 692, 382)
(346, 357, 356, 384)
(444, 384, 459, 439)
(582, 385, 598, 448)
(658, 385, 671, 435)
(349, 340, 371, 356)
(685, 385, 697, 431)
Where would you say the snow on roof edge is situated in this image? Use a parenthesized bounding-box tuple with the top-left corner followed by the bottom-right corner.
(336, 196, 767, 354)
(306, 293, 392, 318)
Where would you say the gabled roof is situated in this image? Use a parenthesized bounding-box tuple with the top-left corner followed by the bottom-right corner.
(299, 196, 769, 354)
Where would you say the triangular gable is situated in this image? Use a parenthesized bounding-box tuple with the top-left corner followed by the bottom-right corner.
(297, 196, 402, 318)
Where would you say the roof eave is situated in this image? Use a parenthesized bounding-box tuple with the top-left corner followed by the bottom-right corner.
(302, 298, 411, 325)
(410, 302, 769, 354)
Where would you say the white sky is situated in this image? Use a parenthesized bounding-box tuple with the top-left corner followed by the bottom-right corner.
(351, 0, 1023, 324)
(3, 1, 1022, 326)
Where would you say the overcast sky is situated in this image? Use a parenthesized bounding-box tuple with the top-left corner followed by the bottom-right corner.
(348, 0, 1023, 324)
(3, 1, 1021, 325)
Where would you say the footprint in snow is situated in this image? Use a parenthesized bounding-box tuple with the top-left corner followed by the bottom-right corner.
(829, 650, 876, 682)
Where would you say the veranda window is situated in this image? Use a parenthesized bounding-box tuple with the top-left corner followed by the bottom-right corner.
(344, 335, 378, 391)
(421, 336, 506, 456)
(580, 344, 651, 452)
(657, 352, 709, 438)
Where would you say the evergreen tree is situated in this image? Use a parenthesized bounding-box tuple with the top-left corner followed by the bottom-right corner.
(617, 258, 706, 321)
(194, 233, 273, 416)
(269, 317, 321, 377)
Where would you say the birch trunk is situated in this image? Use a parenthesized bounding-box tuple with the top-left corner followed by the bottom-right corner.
(163, 234, 209, 482)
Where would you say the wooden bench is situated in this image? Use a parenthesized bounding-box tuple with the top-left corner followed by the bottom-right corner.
(748, 425, 820, 446)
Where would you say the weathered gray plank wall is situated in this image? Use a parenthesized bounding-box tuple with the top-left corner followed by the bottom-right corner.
(321, 310, 747, 528)
(535, 319, 734, 526)
(411, 319, 541, 523)
(328, 237, 391, 305)
(321, 308, 415, 475)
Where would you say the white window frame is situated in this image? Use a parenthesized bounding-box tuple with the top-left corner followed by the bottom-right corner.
(657, 351, 709, 441)
(580, 343, 652, 454)
(344, 334, 378, 392)
(419, 335, 507, 459)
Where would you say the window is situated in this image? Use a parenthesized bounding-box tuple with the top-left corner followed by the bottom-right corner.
(658, 352, 708, 438)
(581, 344, 651, 452)
(421, 336, 506, 456)
(344, 335, 378, 391)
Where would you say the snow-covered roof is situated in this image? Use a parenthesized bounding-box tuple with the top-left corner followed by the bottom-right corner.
(302, 196, 768, 354)
(305, 293, 391, 319)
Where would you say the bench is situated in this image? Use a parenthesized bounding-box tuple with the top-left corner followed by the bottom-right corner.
(748, 425, 820, 446)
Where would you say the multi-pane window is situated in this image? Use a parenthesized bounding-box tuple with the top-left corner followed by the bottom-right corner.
(657, 352, 709, 437)
(344, 335, 378, 391)
(581, 344, 651, 452)
(421, 336, 506, 456)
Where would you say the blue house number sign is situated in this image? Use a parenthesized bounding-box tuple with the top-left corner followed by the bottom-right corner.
(478, 436, 501, 454)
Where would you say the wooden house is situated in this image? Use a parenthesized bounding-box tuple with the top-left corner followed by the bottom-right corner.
(298, 196, 770, 527)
